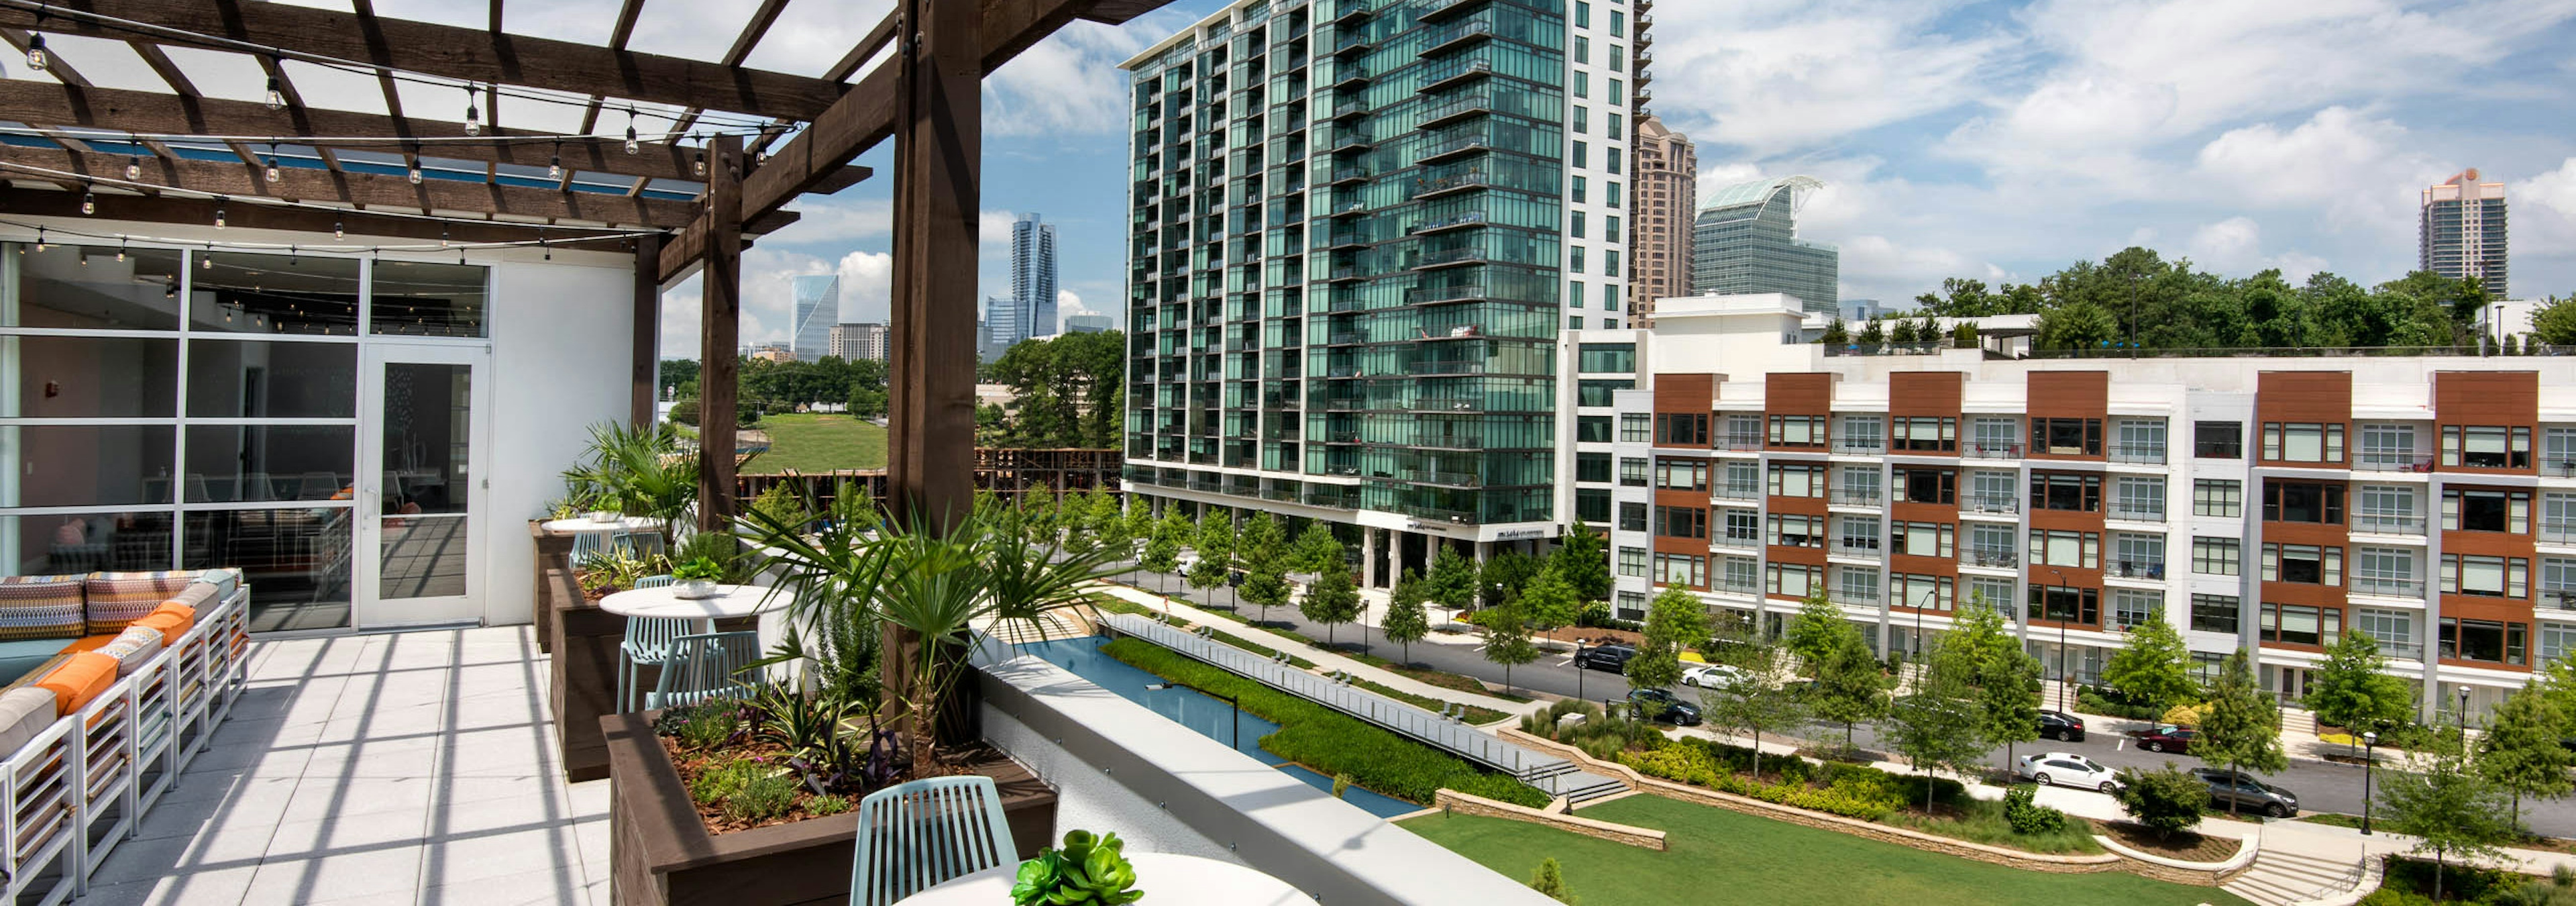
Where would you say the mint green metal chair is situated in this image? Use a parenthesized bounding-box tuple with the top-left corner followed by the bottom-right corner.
(644, 632, 759, 711)
(849, 776, 1016, 905)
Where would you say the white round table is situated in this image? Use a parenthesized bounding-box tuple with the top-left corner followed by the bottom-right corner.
(541, 515, 665, 536)
(891, 853, 1316, 906)
(597, 583, 793, 620)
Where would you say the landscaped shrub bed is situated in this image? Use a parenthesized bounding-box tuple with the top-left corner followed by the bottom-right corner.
(1519, 700, 1665, 762)
(1099, 638, 1548, 807)
(2076, 685, 2165, 721)
(1203, 630, 1319, 669)
(652, 704, 861, 833)
(1346, 650, 1536, 703)
(2362, 856, 2571, 905)
(1617, 736, 1951, 821)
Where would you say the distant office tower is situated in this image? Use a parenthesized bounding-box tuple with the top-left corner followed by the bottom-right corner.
(983, 295, 1027, 359)
(1629, 115, 1697, 324)
(2421, 168, 2508, 299)
(790, 274, 839, 362)
(1012, 213, 1059, 337)
(1691, 176, 1838, 314)
(747, 342, 796, 363)
(1063, 314, 1114, 334)
(828, 322, 889, 361)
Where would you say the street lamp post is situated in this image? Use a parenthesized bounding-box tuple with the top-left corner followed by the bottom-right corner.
(2459, 688, 2473, 749)
(1914, 589, 1935, 660)
(1148, 681, 1240, 751)
(2045, 567, 2074, 703)
(2361, 730, 2379, 836)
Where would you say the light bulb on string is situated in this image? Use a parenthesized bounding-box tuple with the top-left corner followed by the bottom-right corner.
(25, 34, 46, 72)
(694, 148, 706, 178)
(34, 227, 46, 252)
(125, 157, 140, 180)
(625, 109, 641, 155)
(80, 187, 95, 215)
(213, 199, 226, 230)
(163, 278, 176, 299)
(548, 140, 563, 179)
(115, 240, 125, 262)
(462, 85, 481, 137)
(264, 74, 285, 111)
(333, 217, 343, 240)
(264, 144, 280, 184)
(440, 225, 449, 247)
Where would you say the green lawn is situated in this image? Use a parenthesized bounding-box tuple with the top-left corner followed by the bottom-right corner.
(743, 413, 888, 474)
(1399, 794, 2251, 906)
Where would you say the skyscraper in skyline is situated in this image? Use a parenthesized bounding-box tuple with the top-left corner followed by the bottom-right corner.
(982, 295, 1026, 360)
(1012, 213, 1059, 337)
(829, 322, 889, 361)
(789, 274, 839, 362)
(1120, 0, 1641, 577)
(2421, 168, 2509, 299)
(1691, 175, 1838, 314)
(1629, 115, 1697, 325)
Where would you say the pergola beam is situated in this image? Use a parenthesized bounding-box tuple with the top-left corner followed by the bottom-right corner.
(0, 144, 707, 228)
(0, 185, 652, 246)
(0, 0, 847, 121)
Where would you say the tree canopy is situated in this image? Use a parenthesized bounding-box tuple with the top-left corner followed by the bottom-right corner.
(2100, 618, 2197, 713)
(1550, 523, 1613, 603)
(2302, 632, 2414, 742)
(983, 331, 1126, 447)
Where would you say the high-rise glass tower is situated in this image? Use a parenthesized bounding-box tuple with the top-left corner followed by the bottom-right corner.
(790, 274, 839, 362)
(1690, 175, 1837, 314)
(1629, 115, 1695, 323)
(1121, 0, 1637, 573)
(1012, 213, 1059, 337)
(2421, 168, 2508, 299)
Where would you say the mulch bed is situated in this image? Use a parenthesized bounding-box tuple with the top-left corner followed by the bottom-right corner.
(658, 733, 975, 836)
(2089, 819, 2243, 862)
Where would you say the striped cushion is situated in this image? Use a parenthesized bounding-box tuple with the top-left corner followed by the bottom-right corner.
(83, 570, 202, 635)
(0, 575, 86, 641)
(93, 626, 164, 676)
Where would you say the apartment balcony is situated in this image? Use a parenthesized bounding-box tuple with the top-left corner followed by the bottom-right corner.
(2542, 519, 2576, 546)
(1408, 358, 1487, 376)
(2108, 444, 2167, 465)
(1324, 130, 1377, 154)
(1329, 165, 1373, 185)
(1326, 330, 1367, 346)
(1330, 64, 1373, 89)
(2355, 452, 2436, 473)
(1412, 171, 1497, 199)
(2544, 590, 2576, 612)
(1411, 211, 1488, 235)
(1415, 132, 1493, 165)
(1416, 0, 1488, 23)
(2544, 458, 2576, 478)
(2106, 503, 2165, 523)
(1714, 578, 1761, 597)
(1328, 98, 1371, 121)
(1418, 93, 1494, 130)
(1324, 266, 1368, 284)
(1413, 246, 1489, 269)
(1405, 285, 1487, 306)
(1829, 487, 1882, 507)
(1831, 539, 1882, 559)
(1418, 20, 1495, 56)
(1966, 495, 2021, 515)
(1833, 438, 1885, 455)
(1417, 58, 1495, 92)
(2351, 576, 2427, 599)
(2351, 513, 2428, 537)
(1331, 0, 1375, 23)
(1835, 585, 1882, 603)
(2106, 560, 2167, 581)
(1965, 442, 2025, 460)
(1713, 533, 1760, 550)
(1717, 436, 1765, 452)
(1330, 32, 1375, 58)
(1713, 484, 1760, 501)
(1412, 470, 1486, 489)
(1966, 548, 2019, 568)
(1324, 231, 1371, 250)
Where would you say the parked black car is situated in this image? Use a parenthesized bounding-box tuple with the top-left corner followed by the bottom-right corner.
(2038, 709, 2086, 742)
(1575, 644, 1637, 672)
(2192, 768, 2299, 817)
(1626, 688, 1703, 726)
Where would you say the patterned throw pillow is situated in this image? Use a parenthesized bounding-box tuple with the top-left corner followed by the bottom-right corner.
(93, 626, 164, 676)
(83, 570, 203, 635)
(0, 574, 86, 641)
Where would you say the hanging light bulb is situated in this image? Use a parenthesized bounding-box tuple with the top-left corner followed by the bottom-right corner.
(264, 145, 281, 184)
(203, 247, 213, 268)
(115, 240, 126, 262)
(265, 74, 285, 111)
(25, 34, 47, 72)
(164, 278, 176, 299)
(547, 151, 562, 180)
(693, 148, 706, 178)
(34, 227, 46, 252)
(462, 85, 482, 136)
(625, 124, 641, 156)
(440, 225, 450, 247)
(333, 217, 344, 240)
(541, 239, 550, 260)
(407, 164, 423, 185)
(80, 188, 95, 215)
(213, 199, 226, 229)
(125, 156, 141, 181)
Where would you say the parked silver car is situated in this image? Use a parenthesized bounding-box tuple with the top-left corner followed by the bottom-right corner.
(2192, 768, 2299, 817)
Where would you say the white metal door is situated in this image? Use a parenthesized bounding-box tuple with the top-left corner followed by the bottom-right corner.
(355, 344, 488, 627)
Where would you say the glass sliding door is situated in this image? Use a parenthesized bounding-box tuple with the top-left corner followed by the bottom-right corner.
(357, 345, 485, 627)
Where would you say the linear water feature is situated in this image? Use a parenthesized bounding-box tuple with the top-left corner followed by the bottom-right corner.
(1014, 636, 1420, 819)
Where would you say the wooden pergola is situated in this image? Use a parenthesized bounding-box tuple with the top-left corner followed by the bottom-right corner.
(0, 0, 1172, 529)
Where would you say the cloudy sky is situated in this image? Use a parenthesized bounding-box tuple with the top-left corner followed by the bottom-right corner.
(29, 0, 2566, 349)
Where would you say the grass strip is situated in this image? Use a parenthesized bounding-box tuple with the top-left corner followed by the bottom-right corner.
(1101, 638, 1548, 808)
(1205, 630, 1319, 669)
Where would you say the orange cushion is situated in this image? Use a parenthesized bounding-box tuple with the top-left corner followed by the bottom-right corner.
(34, 653, 115, 715)
(133, 611, 191, 646)
(149, 601, 195, 623)
(62, 634, 123, 654)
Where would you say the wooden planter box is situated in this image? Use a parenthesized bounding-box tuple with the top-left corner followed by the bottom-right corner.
(602, 712, 1058, 906)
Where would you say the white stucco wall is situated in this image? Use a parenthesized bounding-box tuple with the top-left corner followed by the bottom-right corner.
(484, 250, 635, 625)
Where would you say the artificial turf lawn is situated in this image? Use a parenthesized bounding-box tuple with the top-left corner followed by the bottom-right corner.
(741, 413, 888, 474)
(1397, 793, 2253, 906)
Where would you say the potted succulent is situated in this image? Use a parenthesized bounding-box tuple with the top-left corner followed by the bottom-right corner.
(672, 556, 727, 599)
(1012, 831, 1140, 906)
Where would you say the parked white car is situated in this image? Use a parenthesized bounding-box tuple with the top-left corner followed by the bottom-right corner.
(1681, 663, 1751, 689)
(2018, 752, 2123, 793)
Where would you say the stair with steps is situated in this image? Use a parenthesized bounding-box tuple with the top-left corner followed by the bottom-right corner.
(2222, 848, 2368, 906)
(2278, 708, 2319, 737)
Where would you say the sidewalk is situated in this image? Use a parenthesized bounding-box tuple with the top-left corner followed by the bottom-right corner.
(2040, 684, 2451, 771)
(1095, 583, 1552, 719)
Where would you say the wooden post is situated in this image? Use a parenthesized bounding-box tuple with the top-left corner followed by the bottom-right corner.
(697, 134, 746, 532)
(887, 0, 983, 534)
(631, 233, 663, 428)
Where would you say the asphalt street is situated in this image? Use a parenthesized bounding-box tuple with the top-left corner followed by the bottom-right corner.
(1115, 568, 2576, 836)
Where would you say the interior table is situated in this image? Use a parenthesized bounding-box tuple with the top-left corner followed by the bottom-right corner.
(890, 853, 1316, 906)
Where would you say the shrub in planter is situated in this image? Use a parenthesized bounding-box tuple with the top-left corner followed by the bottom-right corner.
(2002, 785, 2067, 834)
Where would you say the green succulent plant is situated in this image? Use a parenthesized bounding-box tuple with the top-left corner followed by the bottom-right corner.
(1010, 830, 1142, 905)
(672, 556, 727, 583)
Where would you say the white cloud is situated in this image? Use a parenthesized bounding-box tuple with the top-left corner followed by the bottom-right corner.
(659, 248, 892, 358)
(1648, 1, 2015, 155)
(2193, 107, 2438, 215)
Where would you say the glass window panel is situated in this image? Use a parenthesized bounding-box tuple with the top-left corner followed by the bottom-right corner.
(0, 511, 174, 574)
(0, 425, 175, 507)
(381, 362, 472, 515)
(4, 336, 178, 417)
(189, 252, 361, 336)
(380, 516, 468, 598)
(184, 507, 352, 632)
(182, 425, 356, 503)
(185, 340, 359, 418)
(6, 244, 187, 330)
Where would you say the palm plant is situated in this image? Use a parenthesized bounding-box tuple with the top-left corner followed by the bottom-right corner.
(981, 500, 1126, 652)
(561, 421, 698, 547)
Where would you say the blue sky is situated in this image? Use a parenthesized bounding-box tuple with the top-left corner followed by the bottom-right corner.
(655, 0, 2576, 350)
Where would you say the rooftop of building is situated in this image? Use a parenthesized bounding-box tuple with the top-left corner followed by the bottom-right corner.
(1699, 174, 1823, 212)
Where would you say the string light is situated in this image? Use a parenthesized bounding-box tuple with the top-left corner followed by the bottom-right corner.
(125, 156, 140, 180)
(547, 140, 562, 180)
(693, 147, 706, 178)
(439, 225, 449, 247)
(462, 85, 482, 137)
(163, 277, 176, 299)
(213, 197, 226, 229)
(24, 34, 46, 72)
(333, 217, 343, 240)
(34, 227, 46, 251)
(80, 186, 95, 215)
(115, 240, 125, 262)
(624, 109, 641, 155)
(264, 73, 286, 111)
(263, 144, 281, 184)
(407, 163, 423, 185)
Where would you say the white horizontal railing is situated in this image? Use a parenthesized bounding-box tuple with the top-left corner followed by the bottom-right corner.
(1102, 613, 1566, 779)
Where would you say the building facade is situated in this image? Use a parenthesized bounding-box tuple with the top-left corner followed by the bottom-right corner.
(829, 321, 890, 361)
(2422, 168, 2509, 300)
(1120, 0, 1640, 580)
(1585, 295, 2576, 717)
(790, 274, 839, 362)
(1690, 176, 1837, 314)
(1065, 314, 1116, 334)
(1012, 213, 1061, 338)
(1628, 114, 1694, 323)
(983, 295, 1026, 359)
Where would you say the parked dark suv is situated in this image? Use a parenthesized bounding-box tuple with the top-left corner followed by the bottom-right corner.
(2193, 768, 2299, 817)
(1574, 644, 1637, 672)
(2039, 709, 2086, 742)
(1626, 689, 1703, 726)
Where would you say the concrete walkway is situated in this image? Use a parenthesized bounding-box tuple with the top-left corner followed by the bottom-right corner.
(1096, 584, 1550, 719)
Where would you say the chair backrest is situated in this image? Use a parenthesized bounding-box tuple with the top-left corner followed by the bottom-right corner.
(298, 471, 341, 500)
(623, 613, 697, 654)
(616, 530, 667, 557)
(651, 632, 759, 708)
(634, 574, 675, 589)
(849, 776, 1018, 906)
(570, 532, 608, 563)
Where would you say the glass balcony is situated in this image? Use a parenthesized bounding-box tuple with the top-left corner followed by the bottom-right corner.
(2106, 560, 2165, 581)
(2355, 452, 2434, 472)
(1714, 533, 1760, 550)
(1966, 548, 2018, 568)
(2351, 576, 2426, 598)
(2109, 443, 2166, 464)
(1829, 487, 1880, 507)
(2352, 513, 2427, 536)
(1714, 483, 1760, 501)
(1966, 495, 2019, 514)
(1833, 438, 1884, 455)
(2107, 503, 2165, 523)
(1831, 539, 1880, 559)
(1966, 442, 2025, 459)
